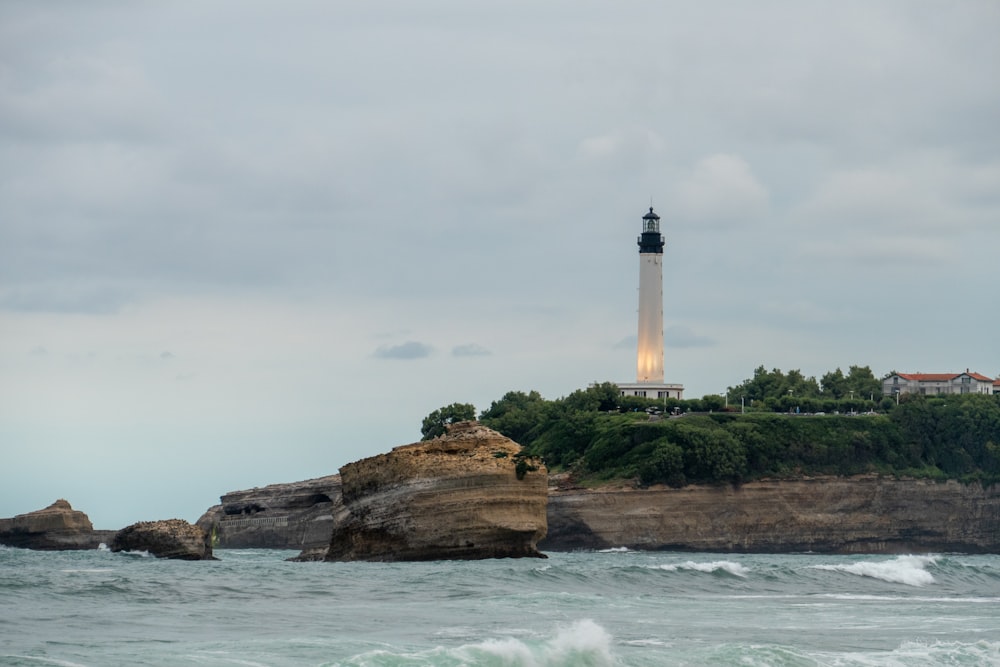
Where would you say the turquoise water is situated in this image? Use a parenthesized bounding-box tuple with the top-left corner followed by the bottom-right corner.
(2, 546, 999, 666)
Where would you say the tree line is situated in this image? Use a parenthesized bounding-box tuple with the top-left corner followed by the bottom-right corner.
(420, 365, 1000, 488)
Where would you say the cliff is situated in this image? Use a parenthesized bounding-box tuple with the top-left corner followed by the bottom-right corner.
(315, 421, 548, 561)
(541, 475, 1000, 553)
(196, 475, 339, 549)
(0, 499, 115, 550)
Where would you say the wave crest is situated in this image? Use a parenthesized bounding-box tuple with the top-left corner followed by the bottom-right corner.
(341, 619, 616, 667)
(654, 560, 750, 577)
(810, 555, 937, 586)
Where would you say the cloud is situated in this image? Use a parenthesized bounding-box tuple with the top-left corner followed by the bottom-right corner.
(0, 284, 131, 315)
(160, 351, 175, 360)
(792, 156, 1000, 235)
(452, 343, 492, 357)
(577, 126, 665, 162)
(670, 154, 769, 227)
(373, 341, 433, 360)
(800, 236, 958, 268)
(665, 326, 716, 349)
(614, 335, 637, 350)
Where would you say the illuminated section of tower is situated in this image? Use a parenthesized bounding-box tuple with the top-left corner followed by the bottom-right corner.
(636, 207, 664, 383)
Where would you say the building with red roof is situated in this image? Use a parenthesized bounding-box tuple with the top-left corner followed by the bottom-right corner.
(881, 370, 995, 398)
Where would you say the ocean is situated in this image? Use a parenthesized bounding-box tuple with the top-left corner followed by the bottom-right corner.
(1, 546, 998, 666)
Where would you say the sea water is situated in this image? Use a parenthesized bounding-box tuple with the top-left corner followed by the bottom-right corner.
(2, 546, 999, 666)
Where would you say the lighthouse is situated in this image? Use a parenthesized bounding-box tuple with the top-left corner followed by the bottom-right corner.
(618, 206, 684, 401)
(636, 207, 665, 383)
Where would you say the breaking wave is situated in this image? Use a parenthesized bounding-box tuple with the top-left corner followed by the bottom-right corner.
(652, 560, 750, 577)
(809, 555, 937, 587)
(337, 619, 616, 667)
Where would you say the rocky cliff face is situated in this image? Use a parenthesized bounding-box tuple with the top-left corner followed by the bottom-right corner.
(315, 421, 548, 562)
(541, 476, 1000, 553)
(196, 475, 340, 549)
(0, 500, 115, 550)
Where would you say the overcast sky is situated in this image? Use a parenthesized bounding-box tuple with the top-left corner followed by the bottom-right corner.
(2, 1, 998, 529)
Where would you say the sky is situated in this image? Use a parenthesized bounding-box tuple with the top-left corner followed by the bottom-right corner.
(2, 1, 998, 529)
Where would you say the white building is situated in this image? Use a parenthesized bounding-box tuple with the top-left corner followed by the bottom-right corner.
(881, 371, 995, 398)
(618, 207, 684, 400)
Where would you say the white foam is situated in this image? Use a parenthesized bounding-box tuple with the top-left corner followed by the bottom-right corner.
(829, 639, 1000, 665)
(465, 619, 615, 666)
(5, 656, 89, 667)
(119, 549, 153, 558)
(543, 619, 615, 665)
(623, 638, 673, 648)
(655, 560, 750, 577)
(597, 546, 630, 553)
(59, 568, 114, 574)
(186, 651, 271, 667)
(810, 555, 937, 587)
(362, 619, 617, 667)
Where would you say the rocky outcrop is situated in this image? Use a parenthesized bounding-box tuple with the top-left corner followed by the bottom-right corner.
(0, 500, 115, 550)
(111, 519, 216, 560)
(541, 475, 1000, 553)
(196, 475, 339, 549)
(309, 421, 548, 562)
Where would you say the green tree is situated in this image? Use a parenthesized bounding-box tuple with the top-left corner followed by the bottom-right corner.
(821, 368, 847, 399)
(702, 394, 725, 411)
(681, 425, 747, 482)
(479, 390, 552, 445)
(421, 402, 477, 440)
(846, 365, 881, 401)
(560, 382, 621, 413)
(638, 438, 685, 486)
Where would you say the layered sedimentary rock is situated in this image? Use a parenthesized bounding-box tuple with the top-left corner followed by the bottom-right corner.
(314, 421, 548, 562)
(111, 519, 216, 560)
(0, 500, 115, 550)
(196, 475, 339, 549)
(542, 476, 1000, 553)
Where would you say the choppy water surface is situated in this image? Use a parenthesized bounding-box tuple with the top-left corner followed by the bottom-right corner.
(2, 546, 999, 666)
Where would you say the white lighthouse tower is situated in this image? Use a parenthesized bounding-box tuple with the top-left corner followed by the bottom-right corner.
(618, 206, 684, 400)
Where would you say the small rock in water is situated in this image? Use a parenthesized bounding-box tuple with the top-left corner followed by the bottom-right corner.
(111, 519, 217, 560)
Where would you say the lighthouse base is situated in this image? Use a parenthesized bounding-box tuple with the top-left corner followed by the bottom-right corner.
(616, 382, 684, 400)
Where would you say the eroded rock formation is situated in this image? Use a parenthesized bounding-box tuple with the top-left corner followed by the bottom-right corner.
(0, 499, 115, 550)
(111, 519, 216, 560)
(196, 475, 339, 550)
(311, 421, 548, 562)
(542, 475, 1000, 553)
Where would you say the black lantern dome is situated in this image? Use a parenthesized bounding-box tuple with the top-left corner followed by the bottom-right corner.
(638, 207, 664, 254)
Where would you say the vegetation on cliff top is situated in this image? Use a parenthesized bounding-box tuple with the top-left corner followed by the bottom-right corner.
(423, 367, 1000, 487)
